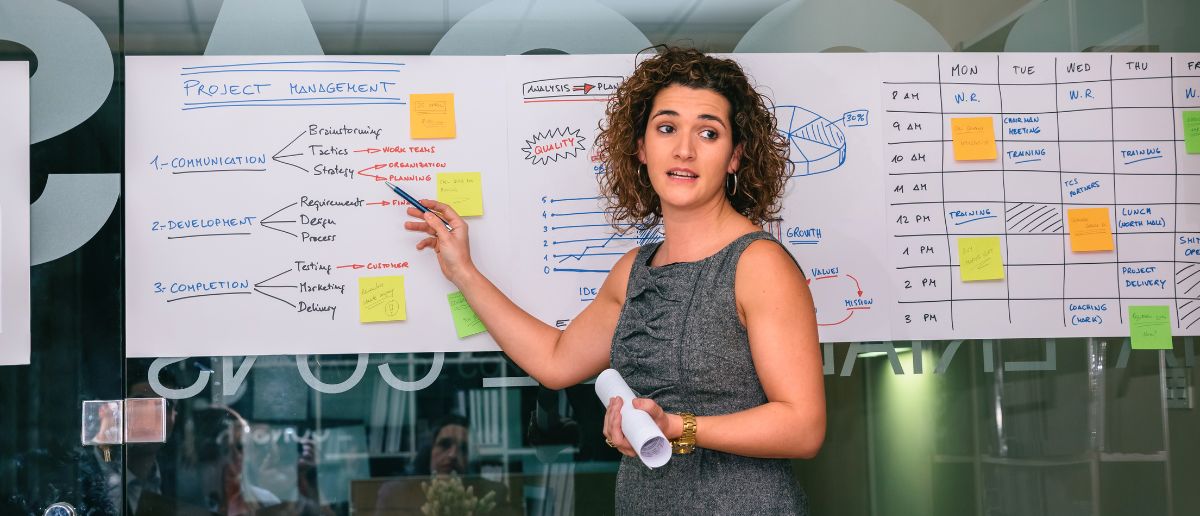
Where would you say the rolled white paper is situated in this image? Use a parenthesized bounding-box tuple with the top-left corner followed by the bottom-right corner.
(595, 368, 671, 468)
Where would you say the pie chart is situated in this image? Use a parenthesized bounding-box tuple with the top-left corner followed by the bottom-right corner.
(773, 105, 847, 177)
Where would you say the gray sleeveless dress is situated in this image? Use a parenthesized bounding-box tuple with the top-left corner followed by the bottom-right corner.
(610, 231, 809, 515)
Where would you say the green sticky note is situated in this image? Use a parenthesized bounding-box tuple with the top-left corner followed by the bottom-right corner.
(1129, 305, 1172, 349)
(359, 276, 406, 323)
(1184, 111, 1200, 155)
(958, 236, 1004, 281)
(447, 291, 486, 339)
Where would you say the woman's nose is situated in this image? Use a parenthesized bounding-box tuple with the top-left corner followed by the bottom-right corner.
(674, 135, 695, 160)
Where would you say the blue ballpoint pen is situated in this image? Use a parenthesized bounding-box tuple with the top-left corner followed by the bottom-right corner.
(385, 181, 454, 232)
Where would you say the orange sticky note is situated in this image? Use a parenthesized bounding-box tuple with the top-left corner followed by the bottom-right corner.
(1067, 207, 1114, 252)
(409, 93, 456, 139)
(951, 117, 997, 161)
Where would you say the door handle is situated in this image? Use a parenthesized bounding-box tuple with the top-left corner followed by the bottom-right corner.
(81, 397, 168, 447)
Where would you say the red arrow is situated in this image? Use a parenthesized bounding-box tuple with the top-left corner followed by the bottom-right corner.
(336, 264, 365, 270)
(818, 310, 854, 327)
(846, 274, 863, 296)
(365, 201, 389, 206)
(582, 83, 594, 94)
(354, 148, 381, 154)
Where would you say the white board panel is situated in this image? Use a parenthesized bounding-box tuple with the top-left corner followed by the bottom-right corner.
(0, 61, 31, 366)
(736, 53, 891, 342)
(125, 56, 509, 357)
(506, 53, 891, 342)
(883, 53, 1200, 339)
(505, 54, 638, 328)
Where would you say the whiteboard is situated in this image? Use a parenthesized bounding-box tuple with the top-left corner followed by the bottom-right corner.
(0, 61, 30, 366)
(505, 53, 892, 341)
(127, 53, 1200, 358)
(505, 55, 639, 328)
(736, 53, 892, 341)
(125, 57, 509, 357)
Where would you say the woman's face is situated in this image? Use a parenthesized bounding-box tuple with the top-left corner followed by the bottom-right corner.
(637, 84, 742, 216)
(430, 424, 468, 475)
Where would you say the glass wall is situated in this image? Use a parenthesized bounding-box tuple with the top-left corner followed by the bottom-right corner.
(2, 1, 1199, 515)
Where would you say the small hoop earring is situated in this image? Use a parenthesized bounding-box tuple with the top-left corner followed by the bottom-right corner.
(638, 164, 651, 188)
(727, 173, 739, 197)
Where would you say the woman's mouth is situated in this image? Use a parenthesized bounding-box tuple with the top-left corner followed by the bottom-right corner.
(666, 168, 698, 179)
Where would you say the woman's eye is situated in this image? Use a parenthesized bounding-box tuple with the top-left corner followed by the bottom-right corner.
(700, 129, 719, 140)
(656, 124, 674, 134)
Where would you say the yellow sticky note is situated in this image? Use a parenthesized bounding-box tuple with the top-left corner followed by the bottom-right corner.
(1067, 207, 1114, 252)
(1129, 305, 1172, 349)
(409, 93, 456, 139)
(437, 172, 484, 217)
(957, 236, 1004, 281)
(951, 117, 998, 161)
(448, 291, 487, 339)
(359, 276, 406, 323)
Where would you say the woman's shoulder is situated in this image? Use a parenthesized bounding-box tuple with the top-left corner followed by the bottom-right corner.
(737, 236, 805, 282)
(597, 246, 644, 302)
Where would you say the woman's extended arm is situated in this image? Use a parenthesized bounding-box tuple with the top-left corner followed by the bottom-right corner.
(605, 239, 825, 459)
(405, 200, 632, 389)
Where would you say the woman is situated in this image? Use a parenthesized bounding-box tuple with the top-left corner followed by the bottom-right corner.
(405, 47, 824, 514)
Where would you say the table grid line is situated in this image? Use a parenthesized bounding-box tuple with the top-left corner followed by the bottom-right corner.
(1108, 55, 1124, 323)
(1172, 57, 1183, 327)
(997, 55, 1014, 323)
(936, 54, 954, 330)
(1054, 57, 1068, 325)
(888, 138, 1192, 145)
(884, 76, 1200, 86)
(889, 170, 1199, 177)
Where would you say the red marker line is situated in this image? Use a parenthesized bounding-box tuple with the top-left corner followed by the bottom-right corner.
(523, 98, 609, 103)
(818, 311, 854, 326)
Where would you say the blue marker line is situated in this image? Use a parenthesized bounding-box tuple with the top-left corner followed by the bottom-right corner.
(181, 69, 404, 75)
(558, 233, 621, 262)
(1124, 155, 1163, 165)
(551, 224, 612, 230)
(552, 237, 639, 245)
(790, 240, 819, 244)
(1014, 158, 1041, 164)
(553, 253, 624, 258)
(555, 268, 611, 273)
(550, 211, 606, 217)
(953, 215, 998, 225)
(550, 196, 603, 203)
(182, 60, 405, 70)
(184, 96, 407, 106)
(182, 102, 407, 111)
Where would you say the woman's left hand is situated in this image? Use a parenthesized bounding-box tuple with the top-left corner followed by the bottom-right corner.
(603, 397, 677, 457)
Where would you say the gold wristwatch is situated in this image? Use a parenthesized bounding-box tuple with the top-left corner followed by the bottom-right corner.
(671, 412, 697, 454)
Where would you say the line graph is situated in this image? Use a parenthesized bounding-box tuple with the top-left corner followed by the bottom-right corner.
(540, 194, 663, 274)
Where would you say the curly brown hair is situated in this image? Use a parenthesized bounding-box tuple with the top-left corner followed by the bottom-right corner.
(594, 46, 791, 231)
